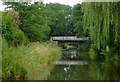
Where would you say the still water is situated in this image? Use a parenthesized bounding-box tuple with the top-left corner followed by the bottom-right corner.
(47, 43, 119, 80)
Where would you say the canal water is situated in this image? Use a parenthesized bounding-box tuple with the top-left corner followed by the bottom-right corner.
(47, 43, 120, 80)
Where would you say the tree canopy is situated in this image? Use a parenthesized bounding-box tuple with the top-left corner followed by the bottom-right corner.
(2, 10, 29, 45)
(81, 2, 119, 60)
(44, 3, 74, 36)
(4, 2, 50, 42)
(71, 4, 85, 37)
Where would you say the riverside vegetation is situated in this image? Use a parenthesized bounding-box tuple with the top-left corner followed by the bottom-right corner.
(1, 2, 62, 80)
(1, 0, 120, 80)
(2, 2, 119, 61)
(2, 38, 61, 80)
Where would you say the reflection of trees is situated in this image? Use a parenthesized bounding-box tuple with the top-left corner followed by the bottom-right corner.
(48, 61, 119, 80)
(47, 65, 90, 80)
(47, 65, 71, 80)
(71, 65, 90, 80)
(89, 61, 119, 80)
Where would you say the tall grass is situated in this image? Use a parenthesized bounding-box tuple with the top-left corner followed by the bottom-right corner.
(2, 39, 62, 80)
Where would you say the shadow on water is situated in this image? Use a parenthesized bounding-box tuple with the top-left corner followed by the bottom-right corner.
(47, 43, 120, 80)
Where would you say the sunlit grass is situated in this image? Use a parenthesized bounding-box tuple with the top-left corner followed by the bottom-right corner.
(2, 39, 62, 80)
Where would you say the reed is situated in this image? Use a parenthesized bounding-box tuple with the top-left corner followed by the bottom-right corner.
(2, 39, 62, 80)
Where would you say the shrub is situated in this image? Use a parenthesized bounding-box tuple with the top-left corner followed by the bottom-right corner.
(2, 10, 29, 46)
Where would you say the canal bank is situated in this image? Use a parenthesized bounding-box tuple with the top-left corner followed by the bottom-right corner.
(2, 39, 62, 80)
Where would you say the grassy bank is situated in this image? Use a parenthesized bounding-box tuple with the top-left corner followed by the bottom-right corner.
(2, 39, 62, 80)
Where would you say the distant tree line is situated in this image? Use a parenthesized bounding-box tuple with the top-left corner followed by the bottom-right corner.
(2, 2, 84, 45)
(1, 1, 119, 60)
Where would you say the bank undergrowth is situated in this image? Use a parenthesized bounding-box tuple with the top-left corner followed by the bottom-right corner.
(77, 40, 91, 61)
(2, 39, 62, 80)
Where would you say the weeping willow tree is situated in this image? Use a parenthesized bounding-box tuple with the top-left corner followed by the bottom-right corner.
(81, 2, 119, 60)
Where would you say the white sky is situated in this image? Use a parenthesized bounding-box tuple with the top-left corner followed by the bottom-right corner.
(0, 0, 6, 11)
(0, 0, 82, 11)
(44, 0, 82, 7)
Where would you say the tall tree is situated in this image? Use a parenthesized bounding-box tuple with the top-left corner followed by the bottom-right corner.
(2, 10, 29, 45)
(44, 3, 73, 36)
(81, 2, 119, 60)
(71, 4, 85, 37)
(4, 2, 50, 42)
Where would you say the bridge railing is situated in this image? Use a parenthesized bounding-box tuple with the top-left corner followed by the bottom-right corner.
(52, 36, 89, 41)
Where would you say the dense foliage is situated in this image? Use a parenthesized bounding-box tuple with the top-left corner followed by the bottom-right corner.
(2, 10, 29, 45)
(1, 0, 120, 80)
(71, 4, 85, 37)
(1, 1, 62, 80)
(44, 3, 74, 36)
(3, 2, 84, 40)
(2, 1, 119, 62)
(81, 2, 119, 60)
(4, 2, 50, 42)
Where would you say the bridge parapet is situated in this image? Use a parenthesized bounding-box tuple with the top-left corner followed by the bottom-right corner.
(52, 36, 89, 41)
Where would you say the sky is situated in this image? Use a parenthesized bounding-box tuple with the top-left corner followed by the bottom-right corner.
(44, 0, 82, 7)
(0, 0, 82, 11)
(0, 0, 6, 11)
(0, 0, 119, 11)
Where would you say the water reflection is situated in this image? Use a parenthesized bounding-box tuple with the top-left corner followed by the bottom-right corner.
(61, 43, 79, 60)
(48, 61, 119, 80)
(47, 43, 120, 80)
(47, 65, 89, 80)
(89, 61, 120, 80)
(62, 50, 78, 60)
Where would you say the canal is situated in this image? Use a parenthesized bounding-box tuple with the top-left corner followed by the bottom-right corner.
(47, 42, 120, 80)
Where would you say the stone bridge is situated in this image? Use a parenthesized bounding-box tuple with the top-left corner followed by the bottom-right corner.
(50, 36, 89, 65)
(50, 36, 89, 45)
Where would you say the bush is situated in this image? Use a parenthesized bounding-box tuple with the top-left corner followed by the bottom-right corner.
(77, 40, 91, 60)
(89, 45, 105, 62)
(89, 44, 119, 62)
(2, 10, 29, 46)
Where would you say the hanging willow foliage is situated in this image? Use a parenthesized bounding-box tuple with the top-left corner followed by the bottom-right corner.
(81, 2, 119, 54)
